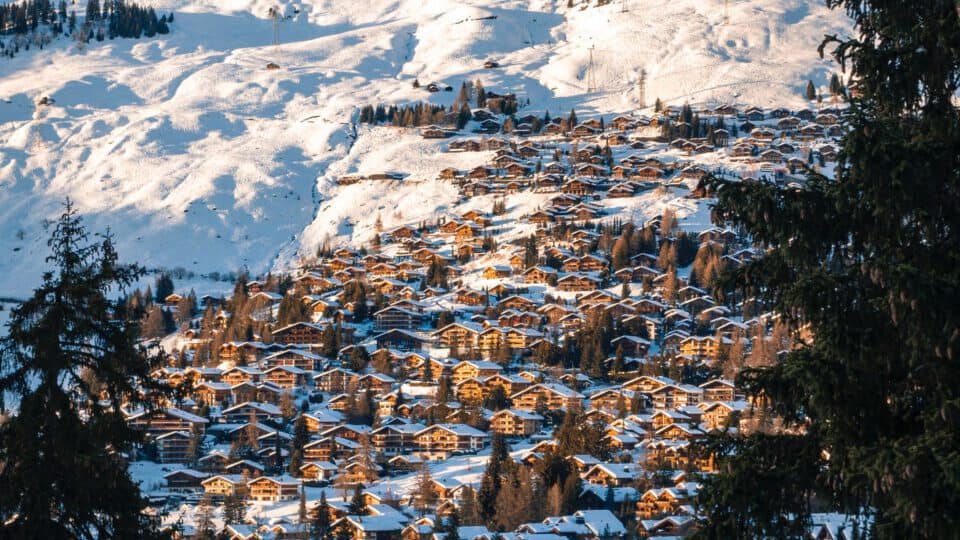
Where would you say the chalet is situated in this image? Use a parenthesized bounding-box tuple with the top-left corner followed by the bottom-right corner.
(313, 368, 357, 393)
(301, 410, 345, 434)
(334, 515, 405, 540)
(621, 375, 674, 394)
(636, 487, 693, 519)
(524, 266, 558, 284)
(219, 342, 271, 364)
(582, 463, 640, 487)
(730, 143, 755, 158)
(357, 373, 396, 393)
(247, 475, 300, 502)
(127, 407, 208, 438)
(678, 335, 730, 361)
(557, 273, 600, 292)
(528, 210, 556, 226)
(272, 322, 326, 345)
(654, 422, 704, 441)
(542, 122, 566, 136)
(572, 123, 600, 137)
(414, 423, 488, 454)
(373, 329, 430, 351)
(489, 409, 543, 437)
(164, 469, 209, 492)
(263, 349, 322, 371)
(193, 379, 233, 405)
(562, 178, 599, 196)
(650, 384, 705, 410)
(222, 401, 282, 424)
(201, 475, 246, 498)
(699, 400, 749, 431)
(608, 183, 636, 198)
(699, 379, 735, 401)
(482, 265, 512, 279)
(638, 515, 696, 538)
(156, 431, 193, 463)
(433, 322, 483, 350)
(588, 388, 634, 412)
(450, 360, 503, 385)
(511, 383, 584, 411)
(264, 365, 309, 389)
(610, 335, 651, 357)
(455, 288, 487, 306)
(374, 306, 425, 331)
(421, 126, 455, 139)
(371, 423, 424, 456)
(759, 148, 783, 163)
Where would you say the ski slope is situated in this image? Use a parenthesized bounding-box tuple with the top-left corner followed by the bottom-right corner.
(0, 0, 850, 296)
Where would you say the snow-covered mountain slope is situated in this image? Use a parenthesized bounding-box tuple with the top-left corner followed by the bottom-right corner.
(0, 0, 850, 295)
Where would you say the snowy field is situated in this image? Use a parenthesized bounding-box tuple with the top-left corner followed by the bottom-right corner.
(0, 0, 850, 296)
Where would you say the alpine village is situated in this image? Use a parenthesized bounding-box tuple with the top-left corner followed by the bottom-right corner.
(123, 95, 848, 540)
(1, 0, 958, 539)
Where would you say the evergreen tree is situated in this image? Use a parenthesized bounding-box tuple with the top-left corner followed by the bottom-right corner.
(828, 72, 842, 96)
(185, 421, 206, 467)
(312, 491, 332, 540)
(349, 483, 366, 515)
(459, 486, 481, 525)
(154, 271, 174, 303)
(0, 202, 171, 538)
(697, 0, 960, 537)
(223, 491, 246, 524)
(804, 79, 816, 101)
(523, 234, 539, 268)
(478, 433, 510, 521)
(195, 494, 216, 538)
(299, 486, 309, 524)
(414, 465, 438, 515)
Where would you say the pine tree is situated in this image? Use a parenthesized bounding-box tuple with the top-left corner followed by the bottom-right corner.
(223, 491, 246, 524)
(299, 486, 309, 524)
(697, 0, 960, 537)
(829, 72, 842, 96)
(446, 507, 462, 540)
(185, 421, 206, 467)
(312, 491, 332, 540)
(0, 202, 171, 538)
(414, 465, 438, 515)
(459, 486, 481, 525)
(478, 433, 509, 521)
(154, 271, 174, 303)
(195, 494, 216, 537)
(349, 483, 366, 515)
(142, 304, 167, 338)
(804, 79, 816, 101)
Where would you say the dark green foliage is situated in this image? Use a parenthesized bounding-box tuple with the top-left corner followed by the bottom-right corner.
(277, 291, 309, 326)
(342, 280, 369, 322)
(223, 492, 246, 524)
(349, 484, 366, 515)
(829, 73, 843, 96)
(0, 202, 171, 538)
(425, 258, 449, 289)
(696, 434, 821, 538)
(697, 1, 960, 538)
(358, 101, 450, 127)
(554, 410, 611, 460)
(482, 385, 509, 411)
(312, 491, 332, 540)
(523, 235, 538, 268)
(154, 271, 174, 303)
(804, 79, 816, 100)
(478, 433, 510, 522)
